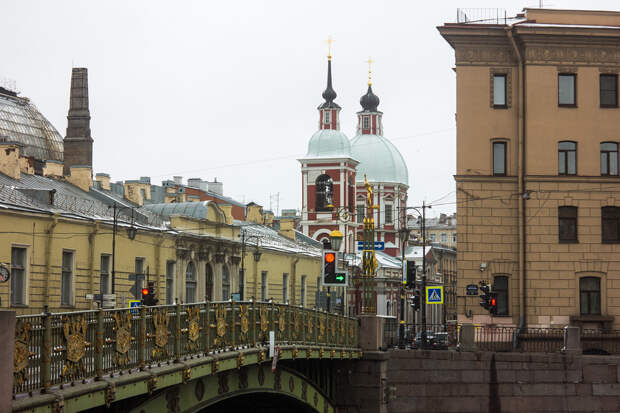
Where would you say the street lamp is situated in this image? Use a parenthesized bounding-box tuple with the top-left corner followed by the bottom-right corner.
(329, 229, 343, 251)
(403, 201, 431, 349)
(398, 226, 411, 349)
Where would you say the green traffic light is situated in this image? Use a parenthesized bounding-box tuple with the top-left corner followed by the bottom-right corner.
(336, 275, 344, 281)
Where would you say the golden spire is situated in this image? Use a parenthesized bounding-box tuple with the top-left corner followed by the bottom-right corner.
(366, 57, 373, 86)
(326, 36, 334, 61)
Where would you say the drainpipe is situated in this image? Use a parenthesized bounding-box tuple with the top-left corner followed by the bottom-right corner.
(507, 25, 527, 345)
(88, 221, 99, 307)
(45, 213, 59, 305)
(291, 253, 300, 305)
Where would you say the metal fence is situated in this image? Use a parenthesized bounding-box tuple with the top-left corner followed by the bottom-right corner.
(12, 301, 359, 396)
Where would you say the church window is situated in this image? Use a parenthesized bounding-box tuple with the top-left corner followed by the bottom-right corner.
(315, 174, 334, 212)
(363, 116, 370, 129)
(324, 110, 331, 124)
(385, 204, 393, 224)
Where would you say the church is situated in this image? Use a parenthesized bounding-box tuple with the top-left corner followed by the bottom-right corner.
(298, 53, 410, 259)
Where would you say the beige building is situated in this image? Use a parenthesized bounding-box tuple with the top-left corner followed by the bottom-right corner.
(439, 8, 620, 329)
(409, 213, 457, 248)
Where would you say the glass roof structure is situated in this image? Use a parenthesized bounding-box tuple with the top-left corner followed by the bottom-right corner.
(0, 92, 64, 161)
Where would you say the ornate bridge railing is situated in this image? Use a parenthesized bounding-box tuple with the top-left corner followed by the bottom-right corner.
(13, 301, 359, 396)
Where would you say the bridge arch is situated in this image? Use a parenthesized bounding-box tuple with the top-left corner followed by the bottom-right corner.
(129, 364, 335, 413)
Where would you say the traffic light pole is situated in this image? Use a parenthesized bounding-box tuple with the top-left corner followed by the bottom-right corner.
(421, 201, 428, 349)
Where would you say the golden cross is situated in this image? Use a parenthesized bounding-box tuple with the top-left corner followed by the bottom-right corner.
(366, 57, 373, 85)
(326, 36, 334, 60)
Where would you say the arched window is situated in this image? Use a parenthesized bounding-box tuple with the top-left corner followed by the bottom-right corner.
(185, 262, 196, 303)
(601, 142, 618, 176)
(205, 263, 214, 301)
(386, 301, 391, 316)
(222, 265, 230, 301)
(580, 277, 601, 316)
(493, 275, 509, 316)
(315, 174, 334, 212)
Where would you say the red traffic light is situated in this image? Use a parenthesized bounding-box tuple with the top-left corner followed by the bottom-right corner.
(141, 288, 150, 296)
(491, 298, 496, 306)
(325, 252, 335, 263)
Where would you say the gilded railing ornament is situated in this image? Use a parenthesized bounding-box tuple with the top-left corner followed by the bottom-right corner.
(211, 358, 219, 374)
(113, 311, 132, 368)
(278, 307, 286, 334)
(260, 305, 269, 334)
(61, 315, 89, 380)
(237, 352, 245, 369)
(152, 308, 169, 359)
(182, 367, 191, 384)
(349, 321, 354, 340)
(213, 304, 227, 346)
(185, 307, 201, 352)
(239, 304, 249, 339)
(330, 349, 336, 359)
(319, 347, 325, 358)
(329, 316, 336, 339)
(306, 348, 312, 358)
(293, 310, 300, 338)
(13, 319, 32, 386)
(292, 346, 298, 360)
(258, 349, 265, 363)
(307, 312, 313, 335)
(319, 316, 325, 340)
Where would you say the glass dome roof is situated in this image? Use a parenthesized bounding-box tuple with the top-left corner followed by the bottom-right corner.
(305, 129, 351, 158)
(0, 93, 63, 161)
(350, 133, 408, 185)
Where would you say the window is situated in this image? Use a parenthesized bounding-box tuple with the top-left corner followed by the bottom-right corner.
(600, 74, 618, 108)
(222, 265, 230, 300)
(430, 233, 436, 242)
(440, 233, 447, 243)
(493, 74, 507, 107)
(61, 251, 73, 306)
(356, 204, 365, 223)
(558, 74, 576, 106)
(238, 269, 245, 301)
(186, 261, 196, 303)
(282, 273, 289, 303)
(385, 204, 393, 225)
(135, 258, 145, 299)
(315, 174, 334, 212)
(493, 275, 509, 316)
(493, 142, 506, 175)
(559, 206, 578, 243)
(11, 247, 26, 305)
(363, 116, 369, 129)
(453, 233, 457, 243)
(602, 206, 620, 243)
(301, 275, 307, 307)
(205, 264, 214, 301)
(580, 277, 601, 316)
(601, 142, 618, 176)
(100, 255, 110, 295)
(166, 261, 175, 304)
(261, 271, 268, 301)
(558, 141, 577, 175)
(324, 110, 331, 124)
(386, 301, 391, 316)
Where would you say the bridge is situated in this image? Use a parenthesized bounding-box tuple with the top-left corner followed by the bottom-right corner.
(9, 301, 362, 413)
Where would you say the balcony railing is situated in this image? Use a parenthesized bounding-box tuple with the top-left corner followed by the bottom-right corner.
(12, 301, 359, 396)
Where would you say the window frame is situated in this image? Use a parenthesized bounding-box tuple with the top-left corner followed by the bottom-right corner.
(492, 74, 507, 108)
(492, 141, 507, 176)
(238, 268, 245, 301)
(135, 257, 146, 299)
(558, 141, 577, 176)
(100, 254, 111, 296)
(185, 261, 196, 303)
(61, 250, 75, 306)
(315, 174, 334, 212)
(558, 206, 578, 243)
(362, 116, 370, 129)
(602, 206, 620, 243)
(301, 275, 307, 307)
(558, 73, 577, 107)
(579, 277, 601, 316)
(222, 264, 230, 301)
(11, 246, 27, 306)
(384, 204, 393, 225)
(205, 263, 214, 302)
(601, 142, 619, 176)
(600, 73, 618, 108)
(493, 275, 509, 316)
(323, 110, 331, 124)
(166, 260, 175, 304)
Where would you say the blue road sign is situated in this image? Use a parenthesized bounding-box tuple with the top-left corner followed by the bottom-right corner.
(129, 299, 142, 314)
(426, 286, 444, 304)
(357, 241, 385, 251)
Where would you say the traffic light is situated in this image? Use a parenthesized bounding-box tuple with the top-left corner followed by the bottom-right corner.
(411, 295, 420, 311)
(142, 281, 159, 306)
(406, 261, 416, 287)
(489, 292, 498, 315)
(479, 283, 491, 311)
(322, 250, 346, 286)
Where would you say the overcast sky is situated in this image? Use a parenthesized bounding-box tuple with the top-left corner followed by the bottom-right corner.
(2, 0, 618, 217)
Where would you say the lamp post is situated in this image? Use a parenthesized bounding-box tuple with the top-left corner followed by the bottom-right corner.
(109, 203, 137, 303)
(240, 229, 262, 301)
(327, 229, 344, 314)
(403, 201, 431, 349)
(398, 226, 411, 349)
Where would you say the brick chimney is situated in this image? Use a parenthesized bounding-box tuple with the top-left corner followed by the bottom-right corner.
(63, 68, 93, 175)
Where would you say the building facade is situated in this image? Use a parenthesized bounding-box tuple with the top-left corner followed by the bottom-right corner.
(439, 8, 620, 329)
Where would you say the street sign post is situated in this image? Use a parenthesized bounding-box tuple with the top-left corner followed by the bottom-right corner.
(356, 241, 385, 251)
(426, 286, 444, 304)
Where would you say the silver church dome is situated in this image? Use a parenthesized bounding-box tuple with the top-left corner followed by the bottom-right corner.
(305, 129, 351, 158)
(350, 133, 408, 185)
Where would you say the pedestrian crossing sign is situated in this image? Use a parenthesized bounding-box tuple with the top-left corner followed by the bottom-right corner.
(426, 286, 443, 304)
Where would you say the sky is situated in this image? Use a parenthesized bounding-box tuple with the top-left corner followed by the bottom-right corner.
(2, 0, 619, 217)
